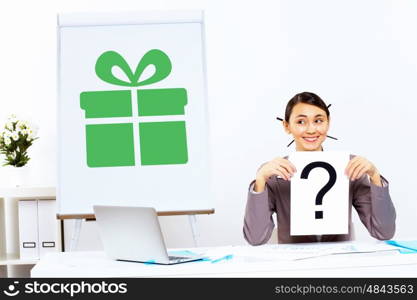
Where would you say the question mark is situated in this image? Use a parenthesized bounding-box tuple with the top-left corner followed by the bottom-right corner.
(300, 161, 337, 219)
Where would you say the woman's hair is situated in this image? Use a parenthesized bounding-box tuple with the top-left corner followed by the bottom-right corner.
(284, 92, 329, 122)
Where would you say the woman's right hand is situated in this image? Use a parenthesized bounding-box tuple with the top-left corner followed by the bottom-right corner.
(254, 157, 297, 192)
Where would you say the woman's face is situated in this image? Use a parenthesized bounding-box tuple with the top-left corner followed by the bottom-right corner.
(283, 103, 330, 151)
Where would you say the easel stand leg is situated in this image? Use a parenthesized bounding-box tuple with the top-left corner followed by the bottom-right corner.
(69, 219, 82, 251)
(188, 215, 199, 247)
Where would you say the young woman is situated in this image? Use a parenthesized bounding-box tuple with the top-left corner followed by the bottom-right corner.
(243, 92, 396, 245)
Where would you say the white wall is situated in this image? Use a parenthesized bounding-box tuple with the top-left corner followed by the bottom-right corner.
(1, 0, 416, 251)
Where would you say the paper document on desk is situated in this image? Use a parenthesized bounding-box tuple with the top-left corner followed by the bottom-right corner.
(203, 245, 329, 262)
(208, 243, 401, 262)
(268, 242, 400, 260)
(330, 242, 400, 255)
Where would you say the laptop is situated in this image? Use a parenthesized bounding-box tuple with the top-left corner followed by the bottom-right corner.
(93, 205, 204, 265)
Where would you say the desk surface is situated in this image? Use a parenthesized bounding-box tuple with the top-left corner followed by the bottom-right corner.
(31, 243, 417, 278)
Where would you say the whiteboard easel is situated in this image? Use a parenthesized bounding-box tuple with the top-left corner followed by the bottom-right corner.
(57, 10, 214, 249)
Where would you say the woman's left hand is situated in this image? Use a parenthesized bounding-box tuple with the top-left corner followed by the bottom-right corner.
(345, 156, 379, 181)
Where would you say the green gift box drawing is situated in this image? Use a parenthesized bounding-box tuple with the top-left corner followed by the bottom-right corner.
(80, 49, 188, 167)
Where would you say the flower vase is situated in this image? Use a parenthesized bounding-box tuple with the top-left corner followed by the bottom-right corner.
(6, 165, 30, 187)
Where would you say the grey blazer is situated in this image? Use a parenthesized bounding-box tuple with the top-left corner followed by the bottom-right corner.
(243, 156, 396, 245)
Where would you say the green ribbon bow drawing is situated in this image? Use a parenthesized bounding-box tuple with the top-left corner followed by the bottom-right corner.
(95, 49, 172, 87)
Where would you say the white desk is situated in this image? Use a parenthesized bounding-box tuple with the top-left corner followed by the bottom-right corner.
(31, 243, 417, 278)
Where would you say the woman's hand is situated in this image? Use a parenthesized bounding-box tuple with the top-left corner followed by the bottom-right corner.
(254, 157, 296, 192)
(345, 156, 382, 186)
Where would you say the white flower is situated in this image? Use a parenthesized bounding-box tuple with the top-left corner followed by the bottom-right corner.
(4, 137, 11, 145)
(8, 114, 17, 123)
(17, 120, 28, 130)
(5, 122, 14, 130)
(11, 133, 19, 141)
(3, 130, 12, 138)
(30, 130, 39, 141)
(21, 129, 28, 136)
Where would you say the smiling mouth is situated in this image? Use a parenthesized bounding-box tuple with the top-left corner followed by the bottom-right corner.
(302, 136, 320, 143)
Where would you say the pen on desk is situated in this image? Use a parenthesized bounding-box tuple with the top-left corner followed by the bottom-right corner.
(211, 254, 233, 264)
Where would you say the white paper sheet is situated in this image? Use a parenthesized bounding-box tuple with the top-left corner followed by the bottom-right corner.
(289, 151, 350, 235)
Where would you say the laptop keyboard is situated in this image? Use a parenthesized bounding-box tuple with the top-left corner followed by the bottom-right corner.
(168, 256, 189, 261)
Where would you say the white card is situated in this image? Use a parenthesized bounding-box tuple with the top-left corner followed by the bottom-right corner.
(289, 151, 349, 236)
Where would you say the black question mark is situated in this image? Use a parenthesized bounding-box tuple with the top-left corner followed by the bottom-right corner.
(300, 161, 337, 219)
